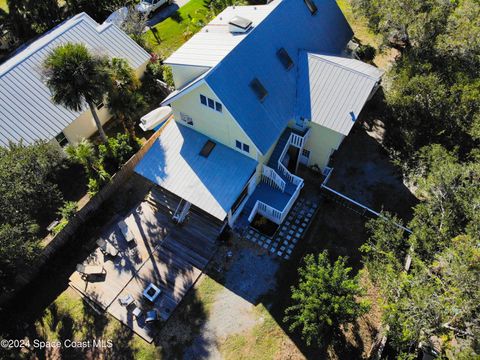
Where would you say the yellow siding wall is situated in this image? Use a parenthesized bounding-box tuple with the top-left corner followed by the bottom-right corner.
(170, 83, 259, 160)
(304, 122, 344, 170)
(61, 60, 149, 144)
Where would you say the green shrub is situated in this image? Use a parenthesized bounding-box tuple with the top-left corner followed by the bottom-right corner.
(57, 201, 78, 221)
(99, 133, 136, 171)
(87, 178, 100, 197)
(356, 44, 376, 62)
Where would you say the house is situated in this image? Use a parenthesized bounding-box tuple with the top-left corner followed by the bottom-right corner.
(135, 0, 383, 229)
(0, 13, 151, 148)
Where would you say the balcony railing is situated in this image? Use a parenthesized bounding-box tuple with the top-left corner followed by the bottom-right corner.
(247, 127, 311, 225)
(261, 164, 286, 192)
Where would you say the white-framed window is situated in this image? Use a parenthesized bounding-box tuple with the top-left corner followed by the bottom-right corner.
(235, 140, 250, 153)
(200, 94, 222, 113)
(180, 112, 193, 126)
(302, 148, 311, 158)
(55, 132, 69, 147)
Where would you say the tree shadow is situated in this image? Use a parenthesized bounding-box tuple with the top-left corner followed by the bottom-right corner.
(170, 10, 183, 23)
(154, 287, 213, 359)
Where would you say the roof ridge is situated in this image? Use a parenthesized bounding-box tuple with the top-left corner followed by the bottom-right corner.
(307, 52, 383, 81)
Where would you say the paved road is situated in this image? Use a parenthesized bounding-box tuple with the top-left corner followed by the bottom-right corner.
(146, 0, 191, 28)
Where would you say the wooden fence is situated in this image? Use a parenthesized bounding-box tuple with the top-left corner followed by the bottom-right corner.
(1, 120, 170, 307)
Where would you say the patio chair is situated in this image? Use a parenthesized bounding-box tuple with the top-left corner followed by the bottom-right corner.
(97, 238, 119, 257)
(77, 263, 105, 275)
(145, 310, 158, 324)
(132, 307, 142, 319)
(118, 294, 135, 307)
(118, 220, 135, 243)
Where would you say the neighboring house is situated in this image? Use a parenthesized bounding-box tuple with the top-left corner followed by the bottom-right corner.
(135, 0, 383, 229)
(0, 12, 151, 148)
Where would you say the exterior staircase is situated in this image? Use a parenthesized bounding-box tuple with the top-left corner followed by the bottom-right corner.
(243, 126, 311, 225)
(267, 128, 293, 169)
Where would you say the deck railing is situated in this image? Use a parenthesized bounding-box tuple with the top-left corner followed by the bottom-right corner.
(262, 164, 286, 192)
(248, 200, 282, 223)
(248, 128, 311, 226)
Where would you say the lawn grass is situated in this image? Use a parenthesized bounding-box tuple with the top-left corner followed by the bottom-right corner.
(220, 304, 299, 360)
(33, 289, 159, 359)
(0, 0, 7, 12)
(143, 0, 212, 59)
(195, 274, 224, 314)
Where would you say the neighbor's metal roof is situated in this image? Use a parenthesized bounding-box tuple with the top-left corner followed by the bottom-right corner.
(0, 12, 150, 147)
(296, 52, 384, 135)
(134, 120, 257, 220)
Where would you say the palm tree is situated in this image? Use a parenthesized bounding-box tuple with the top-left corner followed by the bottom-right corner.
(65, 139, 97, 177)
(107, 58, 146, 141)
(44, 43, 111, 143)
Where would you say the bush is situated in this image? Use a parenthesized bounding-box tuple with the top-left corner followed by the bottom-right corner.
(87, 178, 101, 197)
(57, 201, 78, 221)
(98, 133, 136, 171)
(356, 44, 376, 62)
(141, 58, 172, 106)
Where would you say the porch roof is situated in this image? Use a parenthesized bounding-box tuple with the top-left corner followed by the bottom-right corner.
(134, 120, 257, 220)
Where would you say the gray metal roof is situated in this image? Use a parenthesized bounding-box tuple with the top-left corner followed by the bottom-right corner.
(296, 52, 384, 135)
(0, 13, 150, 147)
(134, 120, 257, 220)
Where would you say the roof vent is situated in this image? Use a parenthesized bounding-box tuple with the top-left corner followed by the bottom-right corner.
(228, 16, 252, 33)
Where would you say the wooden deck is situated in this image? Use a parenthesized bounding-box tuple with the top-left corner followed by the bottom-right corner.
(69, 188, 222, 342)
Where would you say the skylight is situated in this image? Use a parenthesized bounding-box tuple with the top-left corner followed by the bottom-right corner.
(277, 48, 294, 70)
(250, 78, 268, 102)
(304, 0, 318, 15)
(200, 140, 216, 157)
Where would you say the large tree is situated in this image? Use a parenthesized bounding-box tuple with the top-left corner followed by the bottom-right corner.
(0, 141, 63, 292)
(0, 141, 63, 225)
(284, 251, 369, 346)
(44, 43, 111, 143)
(7, 0, 63, 40)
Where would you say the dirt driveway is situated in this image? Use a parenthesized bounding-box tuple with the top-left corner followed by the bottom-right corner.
(183, 246, 281, 359)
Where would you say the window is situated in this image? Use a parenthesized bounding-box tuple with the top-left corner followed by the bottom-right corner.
(180, 112, 194, 125)
(236, 140, 250, 153)
(96, 101, 104, 110)
(304, 0, 318, 15)
(277, 48, 294, 70)
(200, 94, 223, 113)
(249, 78, 268, 102)
(302, 148, 311, 158)
(207, 98, 215, 109)
(200, 140, 216, 157)
(55, 132, 68, 147)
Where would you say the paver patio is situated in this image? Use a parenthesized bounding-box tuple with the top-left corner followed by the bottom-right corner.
(244, 196, 319, 259)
